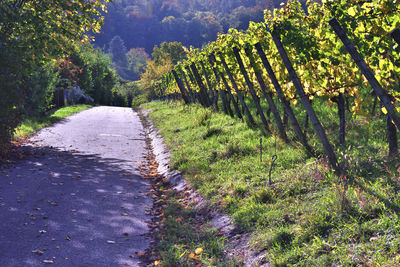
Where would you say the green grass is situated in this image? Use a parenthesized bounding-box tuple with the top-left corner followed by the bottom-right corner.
(143, 100, 400, 266)
(14, 105, 92, 139)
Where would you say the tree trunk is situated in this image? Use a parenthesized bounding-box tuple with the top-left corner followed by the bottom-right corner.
(255, 42, 313, 155)
(270, 32, 340, 175)
(218, 53, 256, 125)
(208, 54, 238, 118)
(244, 46, 288, 142)
(233, 47, 271, 133)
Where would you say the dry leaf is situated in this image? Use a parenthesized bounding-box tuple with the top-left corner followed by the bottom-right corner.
(32, 249, 44, 256)
(195, 248, 203, 254)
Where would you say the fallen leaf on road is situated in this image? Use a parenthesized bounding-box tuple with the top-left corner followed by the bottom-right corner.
(66, 235, 71, 241)
(136, 252, 145, 258)
(107, 240, 116, 244)
(32, 249, 44, 256)
(43, 259, 54, 264)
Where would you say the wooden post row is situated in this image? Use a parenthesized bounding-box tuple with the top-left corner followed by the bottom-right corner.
(172, 70, 190, 104)
(180, 68, 195, 103)
(254, 43, 314, 156)
(244, 46, 289, 142)
(218, 52, 256, 125)
(200, 61, 218, 110)
(190, 63, 212, 107)
(232, 47, 271, 133)
(270, 31, 341, 175)
(208, 54, 237, 118)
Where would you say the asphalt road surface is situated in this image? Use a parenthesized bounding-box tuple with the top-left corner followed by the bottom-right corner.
(0, 106, 152, 266)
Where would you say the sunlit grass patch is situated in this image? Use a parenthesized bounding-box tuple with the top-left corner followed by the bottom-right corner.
(14, 105, 92, 139)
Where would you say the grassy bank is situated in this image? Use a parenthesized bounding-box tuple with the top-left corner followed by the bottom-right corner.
(143, 100, 400, 266)
(14, 105, 92, 139)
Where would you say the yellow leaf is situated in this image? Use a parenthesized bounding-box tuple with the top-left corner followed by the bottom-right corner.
(195, 248, 203, 254)
(154, 261, 161, 265)
(381, 107, 388, 115)
(189, 252, 196, 259)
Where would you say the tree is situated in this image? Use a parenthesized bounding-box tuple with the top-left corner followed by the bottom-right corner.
(127, 48, 150, 81)
(0, 0, 110, 156)
(108, 35, 130, 79)
(152, 41, 187, 65)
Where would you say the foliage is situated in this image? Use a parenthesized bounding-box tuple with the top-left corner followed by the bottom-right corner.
(0, 0, 110, 157)
(140, 58, 174, 100)
(94, 0, 286, 53)
(152, 41, 187, 66)
(24, 62, 59, 116)
(108, 35, 130, 79)
(127, 48, 150, 80)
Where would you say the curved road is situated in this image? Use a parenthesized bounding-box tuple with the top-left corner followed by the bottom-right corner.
(0, 106, 152, 266)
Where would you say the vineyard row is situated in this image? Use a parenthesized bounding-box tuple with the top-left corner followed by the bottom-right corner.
(156, 0, 400, 175)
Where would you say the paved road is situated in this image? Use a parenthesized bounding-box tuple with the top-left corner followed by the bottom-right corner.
(0, 106, 152, 267)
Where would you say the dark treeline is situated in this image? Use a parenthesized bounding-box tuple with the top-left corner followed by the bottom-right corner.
(95, 0, 289, 55)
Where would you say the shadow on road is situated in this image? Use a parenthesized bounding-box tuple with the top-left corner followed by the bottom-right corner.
(0, 145, 151, 267)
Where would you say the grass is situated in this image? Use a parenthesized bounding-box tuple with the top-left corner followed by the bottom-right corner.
(14, 105, 92, 139)
(143, 99, 400, 266)
(152, 187, 232, 266)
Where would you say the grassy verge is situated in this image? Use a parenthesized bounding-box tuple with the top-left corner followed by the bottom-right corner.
(14, 105, 92, 139)
(143, 100, 400, 266)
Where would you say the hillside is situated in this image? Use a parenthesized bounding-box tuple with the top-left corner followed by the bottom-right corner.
(94, 0, 290, 54)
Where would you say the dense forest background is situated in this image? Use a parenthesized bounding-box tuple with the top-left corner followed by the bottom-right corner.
(95, 0, 294, 80)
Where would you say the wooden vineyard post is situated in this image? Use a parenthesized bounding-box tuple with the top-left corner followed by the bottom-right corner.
(190, 63, 211, 107)
(390, 28, 400, 154)
(233, 47, 271, 133)
(387, 112, 398, 156)
(180, 68, 195, 103)
(185, 66, 201, 103)
(270, 31, 341, 175)
(254, 43, 314, 155)
(331, 93, 346, 148)
(218, 52, 256, 126)
(391, 28, 400, 46)
(329, 18, 400, 131)
(338, 94, 346, 147)
(172, 70, 190, 104)
(208, 54, 236, 119)
(200, 61, 218, 110)
(244, 46, 288, 142)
